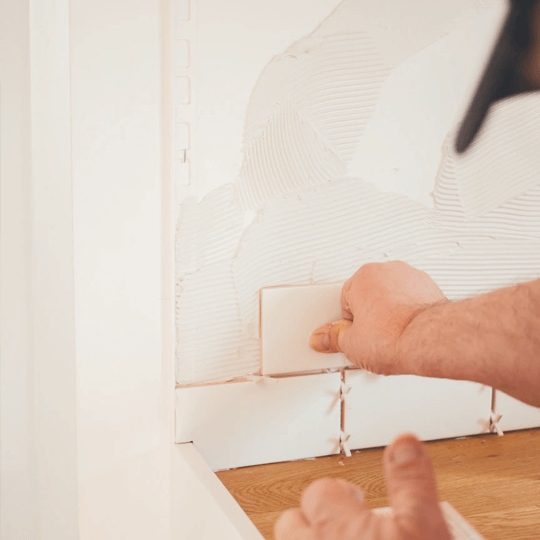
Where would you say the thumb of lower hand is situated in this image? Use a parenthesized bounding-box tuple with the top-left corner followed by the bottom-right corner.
(310, 319, 352, 354)
(383, 434, 451, 540)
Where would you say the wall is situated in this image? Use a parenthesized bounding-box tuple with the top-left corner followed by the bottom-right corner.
(69, 0, 177, 537)
(0, 1, 37, 537)
(176, 0, 540, 387)
(3, 1, 246, 537)
(1, 0, 79, 538)
(3, 0, 539, 536)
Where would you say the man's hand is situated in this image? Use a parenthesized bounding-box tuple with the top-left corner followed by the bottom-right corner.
(309, 261, 447, 374)
(275, 434, 451, 540)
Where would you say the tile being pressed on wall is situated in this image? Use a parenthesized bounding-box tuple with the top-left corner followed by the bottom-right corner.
(176, 372, 341, 470)
(343, 370, 491, 450)
(494, 390, 540, 432)
(260, 283, 352, 375)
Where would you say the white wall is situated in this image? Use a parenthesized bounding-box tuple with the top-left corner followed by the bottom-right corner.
(175, 0, 511, 386)
(69, 0, 176, 537)
(1, 0, 79, 538)
(2, 1, 253, 537)
(0, 1, 37, 537)
(4, 0, 536, 538)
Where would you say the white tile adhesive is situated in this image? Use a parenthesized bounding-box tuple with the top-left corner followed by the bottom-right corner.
(237, 32, 388, 209)
(175, 0, 540, 386)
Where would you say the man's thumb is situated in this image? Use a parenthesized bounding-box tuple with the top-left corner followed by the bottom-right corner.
(383, 434, 451, 539)
(310, 319, 352, 354)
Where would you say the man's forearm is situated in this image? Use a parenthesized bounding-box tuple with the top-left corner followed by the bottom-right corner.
(397, 279, 540, 407)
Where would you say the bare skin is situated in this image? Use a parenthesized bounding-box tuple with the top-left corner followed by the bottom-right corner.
(277, 7, 540, 538)
(276, 433, 451, 540)
(310, 261, 540, 407)
(287, 262, 540, 540)
(279, 266, 540, 540)
(524, 0, 540, 87)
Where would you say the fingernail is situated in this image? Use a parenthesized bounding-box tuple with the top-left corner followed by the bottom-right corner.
(310, 329, 330, 352)
(392, 442, 420, 464)
(355, 488, 365, 502)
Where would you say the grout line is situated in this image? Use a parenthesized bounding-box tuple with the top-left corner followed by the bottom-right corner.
(340, 368, 346, 440)
(259, 282, 345, 291)
(259, 289, 263, 375)
(175, 369, 344, 389)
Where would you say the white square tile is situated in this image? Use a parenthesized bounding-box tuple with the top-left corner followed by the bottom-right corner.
(343, 370, 491, 450)
(260, 284, 352, 375)
(495, 390, 540, 432)
(176, 372, 341, 470)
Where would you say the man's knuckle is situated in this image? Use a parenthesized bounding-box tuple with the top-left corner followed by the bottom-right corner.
(302, 478, 342, 519)
(356, 263, 376, 280)
(275, 509, 297, 537)
(308, 478, 339, 497)
(317, 511, 361, 540)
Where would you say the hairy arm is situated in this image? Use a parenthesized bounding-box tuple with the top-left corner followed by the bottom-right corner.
(310, 262, 540, 408)
(399, 279, 540, 407)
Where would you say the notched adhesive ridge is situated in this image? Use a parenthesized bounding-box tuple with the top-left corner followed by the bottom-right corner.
(176, 2, 540, 386)
(443, 94, 540, 220)
(238, 31, 388, 209)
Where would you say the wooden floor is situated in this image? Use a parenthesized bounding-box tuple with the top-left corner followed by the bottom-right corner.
(217, 429, 540, 540)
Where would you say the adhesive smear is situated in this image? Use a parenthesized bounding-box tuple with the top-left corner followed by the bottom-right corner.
(176, 0, 540, 385)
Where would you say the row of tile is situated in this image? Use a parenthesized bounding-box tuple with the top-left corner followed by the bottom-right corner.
(176, 371, 540, 471)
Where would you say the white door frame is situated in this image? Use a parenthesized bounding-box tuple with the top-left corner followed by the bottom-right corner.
(1, 0, 258, 538)
(1, 0, 79, 537)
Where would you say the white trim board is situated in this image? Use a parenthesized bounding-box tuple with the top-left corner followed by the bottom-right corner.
(173, 443, 264, 540)
(0, 0, 79, 536)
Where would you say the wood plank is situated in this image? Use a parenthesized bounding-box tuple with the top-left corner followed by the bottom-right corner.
(217, 429, 540, 540)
